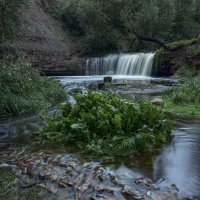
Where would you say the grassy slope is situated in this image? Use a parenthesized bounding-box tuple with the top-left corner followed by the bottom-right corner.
(0, 60, 66, 119)
(162, 79, 200, 119)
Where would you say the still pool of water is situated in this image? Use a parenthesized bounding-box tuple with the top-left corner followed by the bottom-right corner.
(0, 76, 200, 198)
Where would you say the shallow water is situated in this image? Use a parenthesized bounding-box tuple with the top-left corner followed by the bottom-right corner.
(1, 75, 200, 198)
(154, 120, 200, 197)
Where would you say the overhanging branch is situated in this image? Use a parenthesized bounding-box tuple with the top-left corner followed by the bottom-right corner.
(133, 32, 169, 47)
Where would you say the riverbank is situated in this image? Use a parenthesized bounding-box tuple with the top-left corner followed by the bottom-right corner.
(0, 60, 66, 119)
(162, 78, 200, 119)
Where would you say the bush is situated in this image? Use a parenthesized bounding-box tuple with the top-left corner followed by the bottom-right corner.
(163, 79, 200, 104)
(37, 91, 172, 155)
(0, 60, 66, 118)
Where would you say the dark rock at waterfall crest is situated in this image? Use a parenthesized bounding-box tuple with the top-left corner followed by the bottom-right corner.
(152, 40, 200, 77)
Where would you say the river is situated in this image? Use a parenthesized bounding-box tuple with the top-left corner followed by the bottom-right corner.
(0, 75, 199, 199)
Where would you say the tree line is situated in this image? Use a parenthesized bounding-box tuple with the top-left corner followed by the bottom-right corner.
(60, 0, 200, 54)
(1, 0, 199, 54)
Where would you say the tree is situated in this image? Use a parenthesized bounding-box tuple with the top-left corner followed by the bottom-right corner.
(60, 0, 200, 53)
(173, 0, 200, 39)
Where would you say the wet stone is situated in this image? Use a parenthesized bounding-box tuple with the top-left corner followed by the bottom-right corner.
(104, 76, 112, 83)
(98, 82, 105, 90)
(150, 98, 164, 106)
(0, 124, 15, 140)
(122, 187, 145, 200)
(0, 148, 194, 200)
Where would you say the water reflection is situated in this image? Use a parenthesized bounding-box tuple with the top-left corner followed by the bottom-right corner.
(153, 120, 200, 197)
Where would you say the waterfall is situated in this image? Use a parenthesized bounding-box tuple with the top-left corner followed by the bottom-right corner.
(86, 53, 155, 76)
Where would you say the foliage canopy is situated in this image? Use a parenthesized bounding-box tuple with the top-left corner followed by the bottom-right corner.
(59, 0, 200, 54)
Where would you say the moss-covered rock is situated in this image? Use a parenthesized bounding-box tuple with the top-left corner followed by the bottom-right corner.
(152, 37, 200, 77)
(153, 49, 163, 69)
(165, 39, 199, 51)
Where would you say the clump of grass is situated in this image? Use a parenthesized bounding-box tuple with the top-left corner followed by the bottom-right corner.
(37, 91, 172, 155)
(0, 60, 66, 118)
(163, 79, 200, 118)
(0, 168, 55, 200)
(164, 79, 200, 104)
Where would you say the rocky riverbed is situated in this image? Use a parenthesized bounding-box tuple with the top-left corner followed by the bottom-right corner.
(0, 144, 193, 200)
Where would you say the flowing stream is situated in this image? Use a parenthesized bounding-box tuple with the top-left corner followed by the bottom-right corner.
(0, 75, 200, 199)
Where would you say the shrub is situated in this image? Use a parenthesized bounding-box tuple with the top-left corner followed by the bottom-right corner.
(0, 60, 66, 118)
(37, 91, 172, 155)
(163, 79, 200, 104)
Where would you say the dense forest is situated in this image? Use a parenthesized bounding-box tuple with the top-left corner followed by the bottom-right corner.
(59, 0, 200, 53)
(1, 0, 200, 54)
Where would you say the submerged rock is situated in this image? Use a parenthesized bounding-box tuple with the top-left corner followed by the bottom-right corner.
(0, 124, 15, 140)
(0, 148, 194, 200)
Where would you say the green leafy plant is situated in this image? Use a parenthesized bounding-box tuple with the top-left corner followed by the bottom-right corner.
(37, 91, 172, 155)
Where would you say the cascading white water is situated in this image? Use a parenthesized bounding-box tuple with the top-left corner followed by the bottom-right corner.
(86, 53, 155, 76)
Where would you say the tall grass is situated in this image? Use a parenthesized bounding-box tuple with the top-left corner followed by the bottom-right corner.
(0, 60, 66, 118)
(164, 79, 200, 104)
